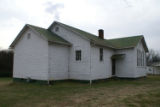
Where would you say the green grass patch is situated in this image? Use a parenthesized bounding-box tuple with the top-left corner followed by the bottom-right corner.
(0, 76, 160, 107)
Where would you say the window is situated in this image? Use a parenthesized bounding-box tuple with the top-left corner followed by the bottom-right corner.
(137, 49, 145, 66)
(137, 50, 139, 66)
(75, 50, 81, 61)
(100, 48, 103, 61)
(27, 33, 31, 39)
(142, 52, 144, 66)
(142, 52, 146, 66)
(55, 27, 59, 32)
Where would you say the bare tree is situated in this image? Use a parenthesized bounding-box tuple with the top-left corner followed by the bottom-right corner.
(146, 49, 160, 65)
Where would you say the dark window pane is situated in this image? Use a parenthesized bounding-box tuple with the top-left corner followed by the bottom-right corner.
(75, 50, 81, 61)
(100, 48, 103, 61)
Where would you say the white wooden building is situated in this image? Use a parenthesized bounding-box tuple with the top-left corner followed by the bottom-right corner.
(10, 21, 149, 82)
(147, 62, 160, 75)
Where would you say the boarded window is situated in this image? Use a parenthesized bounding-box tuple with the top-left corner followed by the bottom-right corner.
(100, 48, 103, 61)
(75, 50, 81, 61)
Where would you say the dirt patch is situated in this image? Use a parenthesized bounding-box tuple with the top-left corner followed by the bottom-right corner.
(67, 85, 160, 107)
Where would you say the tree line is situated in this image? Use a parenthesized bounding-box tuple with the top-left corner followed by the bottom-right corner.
(146, 49, 160, 65)
(0, 49, 13, 77)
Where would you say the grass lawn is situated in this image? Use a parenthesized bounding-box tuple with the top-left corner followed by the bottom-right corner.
(0, 76, 160, 107)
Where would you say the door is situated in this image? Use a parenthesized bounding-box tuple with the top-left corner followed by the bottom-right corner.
(112, 59, 116, 76)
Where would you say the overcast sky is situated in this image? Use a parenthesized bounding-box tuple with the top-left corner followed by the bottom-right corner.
(0, 0, 160, 51)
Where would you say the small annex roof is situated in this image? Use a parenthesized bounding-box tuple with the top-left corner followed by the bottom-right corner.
(108, 35, 149, 52)
(49, 21, 148, 52)
(10, 24, 71, 48)
(111, 54, 125, 59)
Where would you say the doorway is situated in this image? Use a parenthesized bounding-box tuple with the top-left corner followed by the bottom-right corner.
(112, 59, 116, 76)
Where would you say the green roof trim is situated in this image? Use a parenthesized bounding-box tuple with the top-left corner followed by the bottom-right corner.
(27, 24, 70, 45)
(51, 21, 148, 52)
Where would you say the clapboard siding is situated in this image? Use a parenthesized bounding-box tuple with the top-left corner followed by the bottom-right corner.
(115, 49, 136, 78)
(91, 46, 114, 80)
(48, 43, 69, 80)
(135, 41, 147, 77)
(50, 24, 91, 80)
(13, 29, 48, 80)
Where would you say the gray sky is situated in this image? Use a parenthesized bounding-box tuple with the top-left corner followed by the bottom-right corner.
(0, 0, 160, 51)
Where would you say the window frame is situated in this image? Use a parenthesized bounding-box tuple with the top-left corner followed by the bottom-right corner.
(137, 49, 145, 67)
(75, 50, 81, 61)
(100, 48, 103, 61)
(55, 27, 59, 32)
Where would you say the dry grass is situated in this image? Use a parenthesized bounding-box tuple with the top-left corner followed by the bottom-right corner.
(0, 76, 160, 107)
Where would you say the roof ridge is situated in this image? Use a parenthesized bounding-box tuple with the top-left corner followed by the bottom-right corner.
(55, 21, 99, 37)
(55, 21, 144, 41)
(108, 35, 143, 40)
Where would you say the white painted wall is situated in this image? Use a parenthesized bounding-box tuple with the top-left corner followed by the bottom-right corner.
(147, 66, 160, 75)
(115, 49, 136, 78)
(114, 40, 147, 78)
(13, 28, 49, 80)
(91, 45, 114, 80)
(48, 43, 69, 80)
(13, 23, 147, 81)
(50, 24, 91, 80)
(135, 41, 147, 77)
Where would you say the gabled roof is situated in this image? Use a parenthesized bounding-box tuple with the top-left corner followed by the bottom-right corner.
(10, 24, 71, 48)
(108, 35, 148, 52)
(49, 21, 148, 52)
(49, 21, 115, 48)
(10, 21, 149, 52)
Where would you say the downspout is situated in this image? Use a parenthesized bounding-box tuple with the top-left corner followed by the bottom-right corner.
(89, 45, 92, 85)
(47, 42, 50, 85)
(68, 46, 70, 79)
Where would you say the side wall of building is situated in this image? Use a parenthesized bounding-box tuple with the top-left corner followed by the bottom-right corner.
(135, 41, 147, 77)
(13, 28, 49, 80)
(91, 46, 114, 80)
(115, 48, 136, 78)
(50, 24, 91, 80)
(48, 43, 69, 80)
(115, 40, 147, 78)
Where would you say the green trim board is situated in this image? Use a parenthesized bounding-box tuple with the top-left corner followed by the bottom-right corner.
(13, 78, 51, 84)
